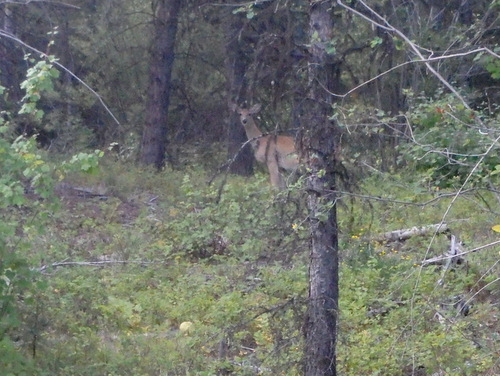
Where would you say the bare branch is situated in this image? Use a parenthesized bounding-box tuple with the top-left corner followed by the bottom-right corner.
(334, 188, 479, 208)
(325, 47, 500, 99)
(38, 259, 165, 272)
(422, 238, 500, 265)
(451, 239, 500, 259)
(0, 0, 80, 9)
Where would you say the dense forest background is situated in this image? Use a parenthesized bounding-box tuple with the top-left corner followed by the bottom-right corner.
(1, 0, 500, 375)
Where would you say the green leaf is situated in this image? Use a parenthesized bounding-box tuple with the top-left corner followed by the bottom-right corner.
(370, 37, 383, 48)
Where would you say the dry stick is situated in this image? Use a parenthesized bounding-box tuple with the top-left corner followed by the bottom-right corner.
(38, 260, 164, 272)
(442, 239, 500, 260)
(373, 223, 450, 243)
(421, 239, 500, 275)
(208, 136, 256, 203)
(208, 136, 254, 185)
(0, 30, 121, 127)
(0, 1, 80, 7)
(335, 188, 478, 208)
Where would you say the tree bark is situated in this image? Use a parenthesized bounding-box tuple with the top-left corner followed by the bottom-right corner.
(0, 4, 22, 103)
(302, 2, 339, 375)
(224, 8, 254, 176)
(140, 0, 181, 169)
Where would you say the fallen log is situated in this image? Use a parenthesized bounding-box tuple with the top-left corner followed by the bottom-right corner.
(72, 186, 108, 199)
(374, 223, 449, 242)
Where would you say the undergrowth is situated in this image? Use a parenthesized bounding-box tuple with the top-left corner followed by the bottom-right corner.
(4, 158, 500, 375)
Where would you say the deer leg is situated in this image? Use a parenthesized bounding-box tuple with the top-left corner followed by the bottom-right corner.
(267, 155, 284, 189)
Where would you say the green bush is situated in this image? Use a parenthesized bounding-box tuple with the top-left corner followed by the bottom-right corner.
(0, 56, 103, 374)
(401, 93, 500, 188)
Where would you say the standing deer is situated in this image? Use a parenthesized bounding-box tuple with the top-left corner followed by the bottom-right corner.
(230, 103, 298, 189)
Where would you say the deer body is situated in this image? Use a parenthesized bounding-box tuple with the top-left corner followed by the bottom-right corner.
(231, 103, 298, 189)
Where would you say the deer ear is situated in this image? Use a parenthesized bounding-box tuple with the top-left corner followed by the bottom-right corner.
(249, 103, 261, 114)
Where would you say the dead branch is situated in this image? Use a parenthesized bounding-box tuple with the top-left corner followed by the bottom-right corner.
(38, 259, 165, 272)
(71, 186, 108, 199)
(421, 234, 465, 269)
(422, 238, 500, 267)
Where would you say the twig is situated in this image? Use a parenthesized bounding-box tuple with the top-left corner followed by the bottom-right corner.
(334, 188, 478, 208)
(38, 260, 166, 272)
(208, 130, 288, 202)
(448, 239, 500, 259)
(0, 0, 80, 8)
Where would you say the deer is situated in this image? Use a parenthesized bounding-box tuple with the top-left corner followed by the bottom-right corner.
(230, 103, 298, 189)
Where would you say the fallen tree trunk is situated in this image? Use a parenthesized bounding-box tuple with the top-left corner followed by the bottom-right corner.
(374, 223, 449, 242)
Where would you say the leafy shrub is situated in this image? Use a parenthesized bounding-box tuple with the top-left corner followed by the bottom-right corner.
(339, 254, 499, 375)
(0, 56, 103, 374)
(153, 173, 304, 261)
(400, 93, 500, 188)
(0, 122, 58, 374)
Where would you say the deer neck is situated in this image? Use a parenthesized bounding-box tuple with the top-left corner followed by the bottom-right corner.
(243, 117, 263, 140)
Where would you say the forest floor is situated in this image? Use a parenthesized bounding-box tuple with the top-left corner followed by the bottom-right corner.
(10, 164, 500, 375)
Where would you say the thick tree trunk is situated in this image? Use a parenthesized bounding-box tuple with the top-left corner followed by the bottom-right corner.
(0, 4, 22, 103)
(57, 19, 78, 133)
(302, 2, 339, 376)
(140, 0, 181, 169)
(224, 10, 254, 176)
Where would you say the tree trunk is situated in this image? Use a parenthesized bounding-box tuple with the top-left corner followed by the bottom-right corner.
(57, 19, 78, 132)
(140, 0, 181, 169)
(302, 2, 339, 375)
(0, 4, 22, 103)
(224, 9, 254, 176)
